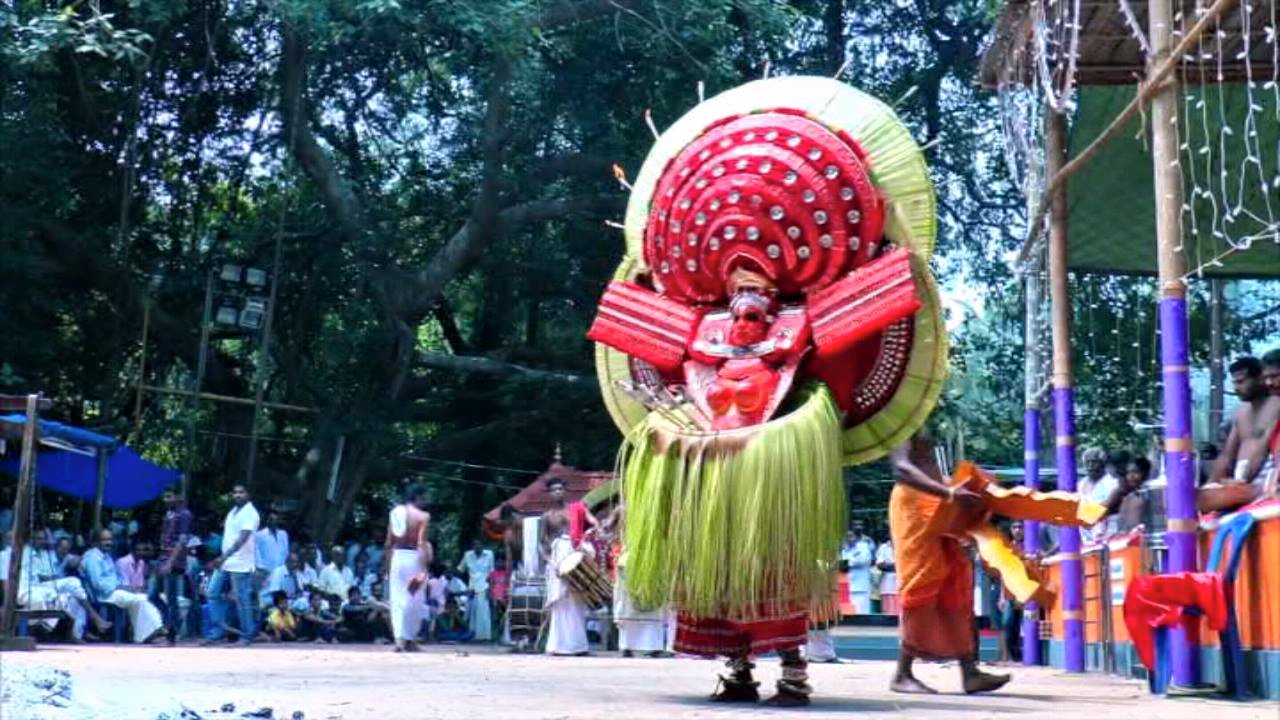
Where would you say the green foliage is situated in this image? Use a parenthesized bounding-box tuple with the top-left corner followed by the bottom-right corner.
(9, 0, 1260, 551)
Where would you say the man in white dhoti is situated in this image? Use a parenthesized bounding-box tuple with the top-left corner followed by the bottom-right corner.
(615, 559, 672, 656)
(382, 483, 431, 652)
(541, 478, 590, 655)
(82, 529, 165, 643)
(458, 538, 494, 642)
(6, 529, 112, 640)
(544, 533, 591, 655)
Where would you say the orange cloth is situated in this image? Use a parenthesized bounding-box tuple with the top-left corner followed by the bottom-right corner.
(890, 482, 975, 660)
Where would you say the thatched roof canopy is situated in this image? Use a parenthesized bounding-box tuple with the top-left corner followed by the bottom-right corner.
(981, 0, 1278, 88)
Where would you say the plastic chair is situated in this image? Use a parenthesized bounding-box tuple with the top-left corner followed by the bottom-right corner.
(1149, 512, 1256, 698)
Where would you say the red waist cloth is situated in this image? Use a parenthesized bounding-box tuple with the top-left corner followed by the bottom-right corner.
(675, 611, 809, 658)
(1122, 572, 1228, 671)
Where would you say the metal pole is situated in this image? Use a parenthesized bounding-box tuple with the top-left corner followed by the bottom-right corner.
(245, 231, 284, 491)
(1149, 0, 1198, 688)
(1046, 107, 1085, 674)
(1208, 278, 1225, 437)
(92, 451, 108, 535)
(1023, 267, 1043, 666)
(2, 394, 41, 645)
(187, 270, 215, 500)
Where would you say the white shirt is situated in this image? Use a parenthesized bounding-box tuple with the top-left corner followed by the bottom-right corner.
(317, 562, 355, 598)
(254, 527, 289, 572)
(875, 542, 897, 595)
(220, 502, 261, 572)
(841, 537, 875, 594)
(458, 549, 495, 594)
(1080, 474, 1119, 543)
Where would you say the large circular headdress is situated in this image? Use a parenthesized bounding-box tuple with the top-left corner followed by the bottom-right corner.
(595, 77, 947, 465)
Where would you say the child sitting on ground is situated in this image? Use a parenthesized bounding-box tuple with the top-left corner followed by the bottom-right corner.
(434, 597, 474, 643)
(266, 590, 298, 642)
(300, 592, 340, 643)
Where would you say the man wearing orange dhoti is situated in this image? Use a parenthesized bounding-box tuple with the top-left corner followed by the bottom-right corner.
(887, 435, 1011, 695)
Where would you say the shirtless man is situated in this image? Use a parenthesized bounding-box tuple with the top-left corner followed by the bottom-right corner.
(539, 478, 598, 561)
(1262, 349, 1280, 496)
(1212, 357, 1280, 487)
(540, 477, 597, 655)
(499, 504, 523, 577)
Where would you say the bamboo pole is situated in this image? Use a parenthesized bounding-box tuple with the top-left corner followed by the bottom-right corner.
(92, 451, 108, 536)
(1150, 0, 1199, 688)
(140, 385, 316, 414)
(1022, 263, 1043, 667)
(1, 395, 40, 649)
(1045, 107, 1085, 674)
(1014, 0, 1241, 268)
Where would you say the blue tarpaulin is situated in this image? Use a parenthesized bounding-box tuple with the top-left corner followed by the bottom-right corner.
(0, 414, 118, 452)
(0, 415, 179, 509)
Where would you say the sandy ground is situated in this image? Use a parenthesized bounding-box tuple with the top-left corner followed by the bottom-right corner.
(2, 643, 1275, 720)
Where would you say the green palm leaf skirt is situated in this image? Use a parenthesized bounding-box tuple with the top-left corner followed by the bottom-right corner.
(619, 383, 846, 621)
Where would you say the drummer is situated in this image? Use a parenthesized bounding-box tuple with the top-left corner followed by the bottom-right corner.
(541, 477, 595, 655)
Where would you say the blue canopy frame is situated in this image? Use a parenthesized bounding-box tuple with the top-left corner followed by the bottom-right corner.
(0, 414, 179, 512)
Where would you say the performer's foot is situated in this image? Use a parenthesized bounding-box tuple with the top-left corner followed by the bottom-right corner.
(762, 689, 811, 708)
(709, 677, 760, 703)
(622, 650, 634, 658)
(889, 674, 938, 694)
(962, 669, 1011, 694)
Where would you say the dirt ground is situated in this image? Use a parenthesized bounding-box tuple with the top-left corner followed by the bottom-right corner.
(1, 643, 1274, 720)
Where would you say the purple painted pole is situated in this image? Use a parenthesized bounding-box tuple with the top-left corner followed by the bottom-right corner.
(1054, 386, 1085, 673)
(1022, 408, 1042, 666)
(1161, 296, 1199, 686)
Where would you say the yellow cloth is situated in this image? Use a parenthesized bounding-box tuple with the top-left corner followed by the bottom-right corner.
(268, 607, 297, 634)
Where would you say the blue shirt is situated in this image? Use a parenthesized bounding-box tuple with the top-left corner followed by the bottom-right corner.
(82, 547, 122, 597)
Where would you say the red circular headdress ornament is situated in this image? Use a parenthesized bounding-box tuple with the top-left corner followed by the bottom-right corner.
(644, 111, 886, 305)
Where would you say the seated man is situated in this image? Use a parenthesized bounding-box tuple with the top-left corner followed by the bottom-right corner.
(116, 541, 149, 594)
(340, 586, 391, 643)
(434, 597, 474, 643)
(83, 529, 165, 643)
(12, 533, 112, 641)
(316, 544, 355, 607)
(299, 592, 340, 643)
(260, 551, 309, 612)
(1212, 357, 1280, 488)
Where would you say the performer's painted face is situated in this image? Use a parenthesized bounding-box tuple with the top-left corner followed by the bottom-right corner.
(727, 291, 773, 346)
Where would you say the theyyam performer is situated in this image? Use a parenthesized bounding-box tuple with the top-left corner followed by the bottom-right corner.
(587, 76, 950, 706)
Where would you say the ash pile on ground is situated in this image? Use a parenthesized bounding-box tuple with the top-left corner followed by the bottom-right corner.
(0, 663, 304, 720)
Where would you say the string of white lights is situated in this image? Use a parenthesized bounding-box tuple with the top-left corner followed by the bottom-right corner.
(1178, 0, 1280, 280)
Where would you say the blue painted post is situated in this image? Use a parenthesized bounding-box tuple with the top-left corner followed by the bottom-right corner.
(1023, 407, 1042, 666)
(1046, 107, 1084, 673)
(1149, 0, 1198, 688)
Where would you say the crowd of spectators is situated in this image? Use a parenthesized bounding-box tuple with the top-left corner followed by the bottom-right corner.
(0, 484, 504, 648)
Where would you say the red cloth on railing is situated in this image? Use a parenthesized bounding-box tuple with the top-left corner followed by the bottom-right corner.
(1123, 572, 1228, 671)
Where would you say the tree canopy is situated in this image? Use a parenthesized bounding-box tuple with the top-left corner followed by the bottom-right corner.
(2, 1, 1270, 552)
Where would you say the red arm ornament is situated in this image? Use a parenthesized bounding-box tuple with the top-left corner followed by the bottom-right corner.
(807, 248, 921, 360)
(587, 280, 700, 373)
